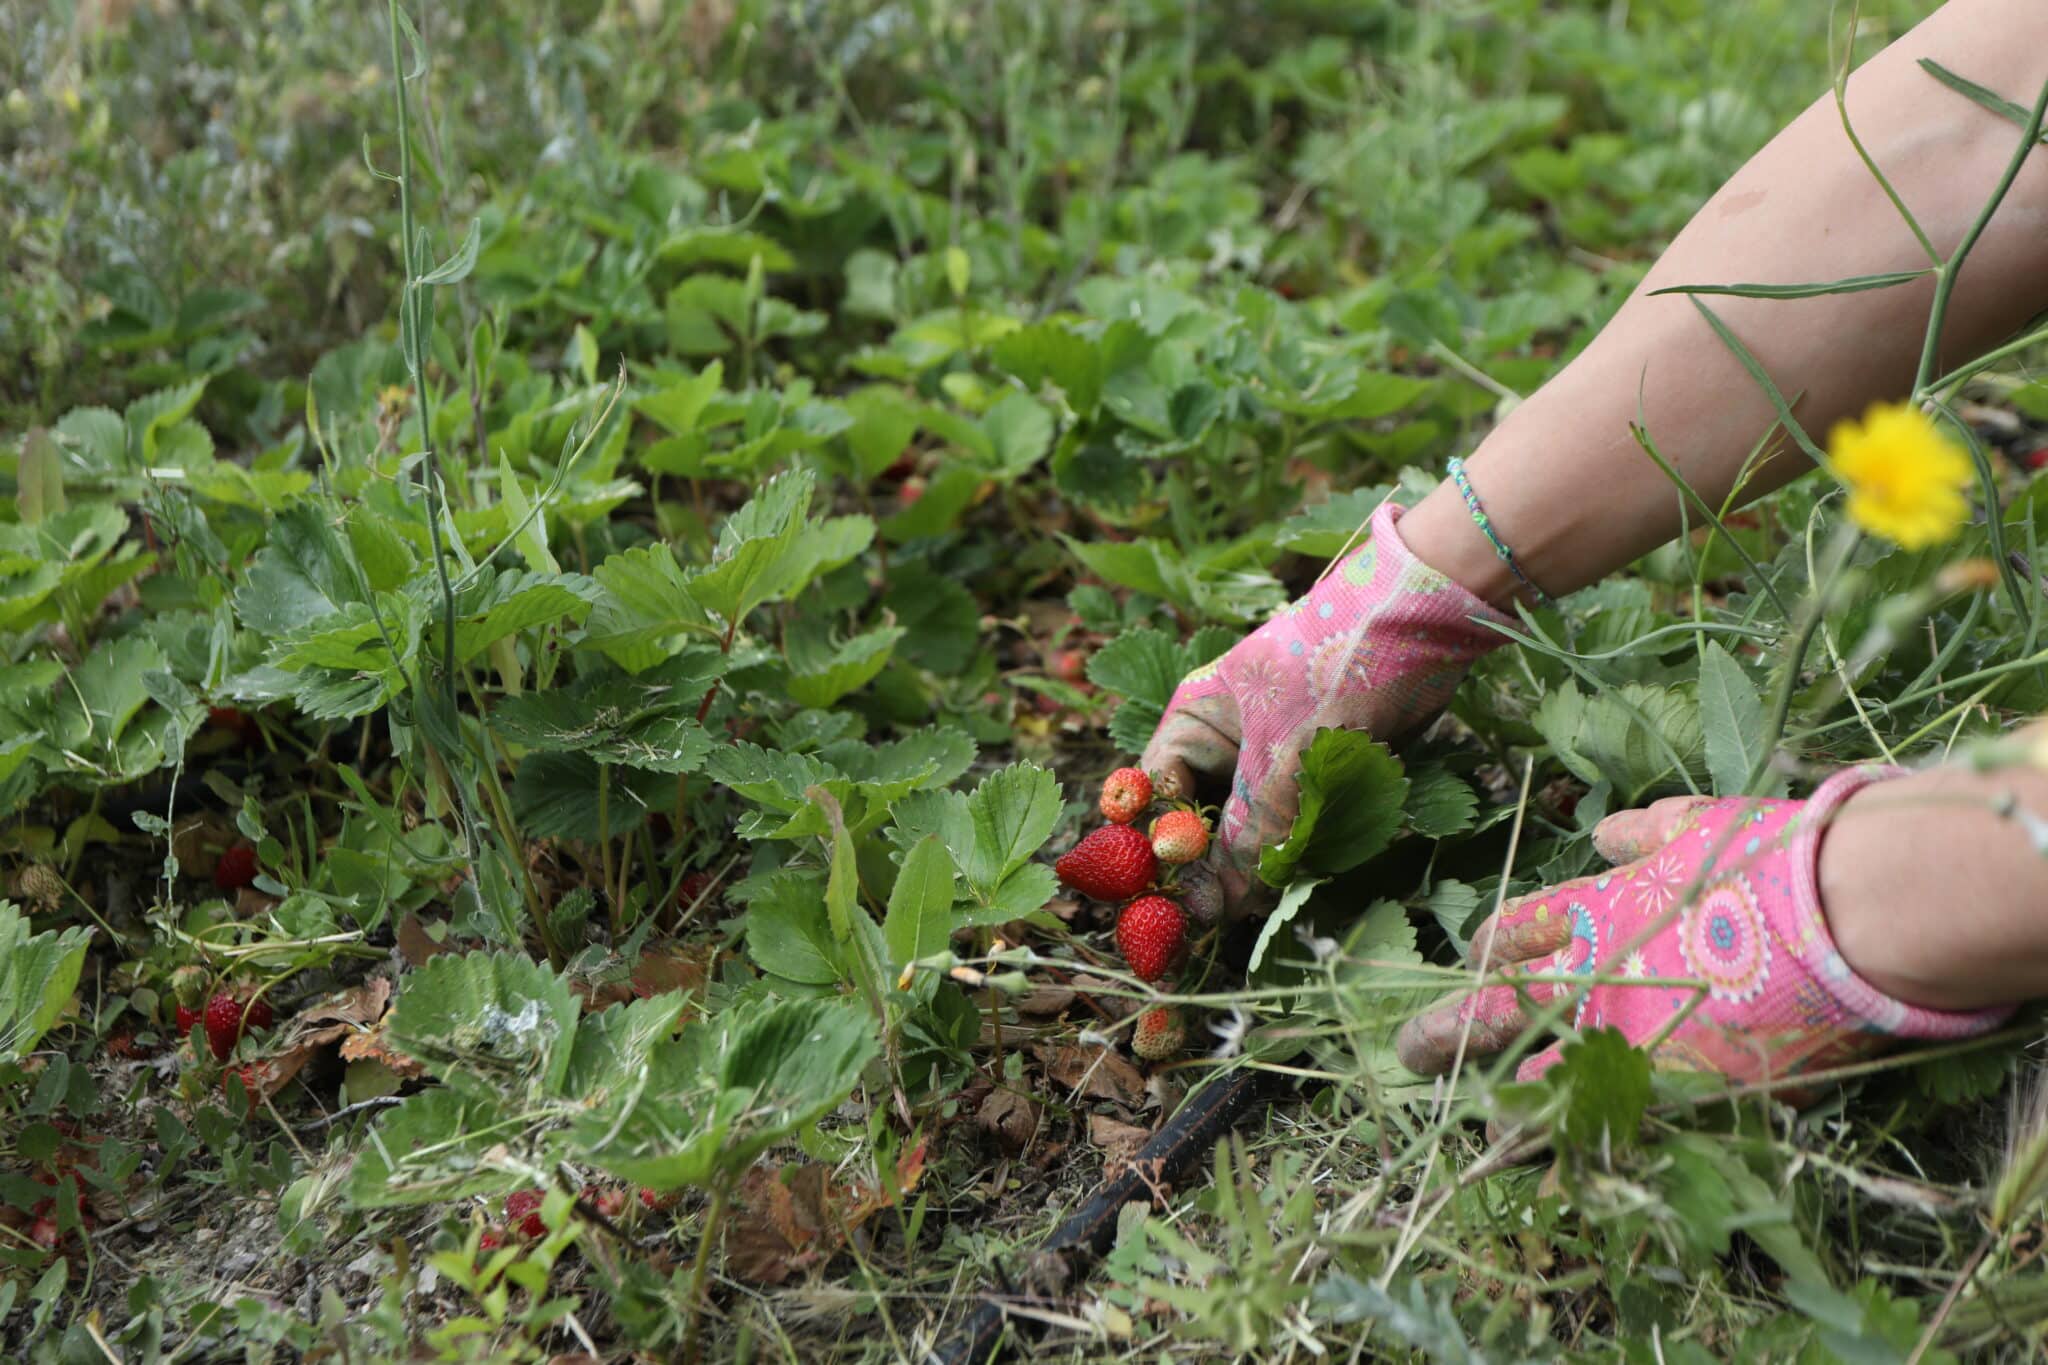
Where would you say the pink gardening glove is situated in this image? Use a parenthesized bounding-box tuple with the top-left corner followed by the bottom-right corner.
(1396, 766, 2014, 1092)
(1141, 501, 1512, 912)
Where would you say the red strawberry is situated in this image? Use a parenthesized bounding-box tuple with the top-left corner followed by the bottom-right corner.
(1053, 649, 1089, 683)
(214, 843, 258, 892)
(1055, 824, 1157, 902)
(1115, 895, 1187, 983)
(505, 1188, 547, 1239)
(1150, 809, 1208, 865)
(203, 992, 270, 1060)
(208, 706, 261, 744)
(1131, 1005, 1186, 1060)
(676, 871, 718, 910)
(2026, 447, 2048, 472)
(1098, 768, 1152, 824)
(175, 1004, 202, 1040)
(639, 1186, 680, 1211)
(898, 476, 926, 507)
(479, 1226, 506, 1251)
(29, 1216, 60, 1250)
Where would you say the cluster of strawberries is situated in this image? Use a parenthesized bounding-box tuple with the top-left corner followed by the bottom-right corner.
(1054, 767, 1213, 1062)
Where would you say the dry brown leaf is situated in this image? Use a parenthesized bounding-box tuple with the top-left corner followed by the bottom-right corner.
(1012, 985, 1077, 1017)
(1088, 1114, 1153, 1179)
(630, 944, 712, 1001)
(975, 1088, 1041, 1153)
(1035, 1044, 1146, 1107)
(338, 1018, 426, 1079)
(727, 1164, 840, 1286)
(396, 912, 455, 967)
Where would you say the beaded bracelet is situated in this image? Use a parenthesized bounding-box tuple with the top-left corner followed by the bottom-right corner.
(1446, 456, 1554, 607)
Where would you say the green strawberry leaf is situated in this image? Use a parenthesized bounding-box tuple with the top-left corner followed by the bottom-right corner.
(1258, 729, 1410, 887)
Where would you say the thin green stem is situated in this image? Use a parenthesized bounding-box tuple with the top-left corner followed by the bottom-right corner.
(681, 1183, 730, 1365)
(1912, 75, 2048, 396)
(1750, 525, 1860, 791)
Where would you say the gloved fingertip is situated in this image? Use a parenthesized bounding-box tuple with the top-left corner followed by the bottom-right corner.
(1514, 1044, 1565, 1085)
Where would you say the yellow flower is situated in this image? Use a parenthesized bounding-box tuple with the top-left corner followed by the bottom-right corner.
(1828, 401, 1973, 549)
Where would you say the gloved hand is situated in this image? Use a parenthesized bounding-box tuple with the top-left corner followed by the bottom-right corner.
(1395, 766, 2014, 1090)
(1141, 501, 1512, 913)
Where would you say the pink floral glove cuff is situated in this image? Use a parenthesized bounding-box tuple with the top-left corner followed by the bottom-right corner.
(1146, 501, 1513, 865)
(1401, 765, 2015, 1088)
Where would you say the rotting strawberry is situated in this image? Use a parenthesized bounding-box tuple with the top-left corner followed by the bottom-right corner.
(214, 843, 259, 892)
(1098, 767, 1153, 824)
(580, 1183, 628, 1220)
(221, 1064, 261, 1114)
(202, 992, 271, 1060)
(1115, 894, 1187, 983)
(677, 870, 718, 910)
(1055, 824, 1157, 902)
(1131, 1005, 1186, 1060)
(1150, 809, 1209, 865)
(28, 1215, 60, 1250)
(505, 1188, 548, 1239)
(1176, 859, 1225, 928)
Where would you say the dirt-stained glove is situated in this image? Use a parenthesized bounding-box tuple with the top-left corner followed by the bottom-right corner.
(1141, 501, 1512, 912)
(1395, 766, 2015, 1089)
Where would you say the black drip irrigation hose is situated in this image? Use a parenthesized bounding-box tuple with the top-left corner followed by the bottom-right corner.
(927, 1068, 1265, 1365)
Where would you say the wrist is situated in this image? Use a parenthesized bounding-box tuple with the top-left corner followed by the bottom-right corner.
(1398, 482, 1530, 612)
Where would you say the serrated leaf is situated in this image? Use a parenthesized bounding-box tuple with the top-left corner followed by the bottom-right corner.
(350, 1088, 523, 1207)
(843, 386, 921, 480)
(884, 565, 979, 673)
(1697, 640, 1772, 796)
(1421, 880, 1484, 953)
(388, 951, 582, 1099)
(1404, 765, 1477, 838)
(234, 501, 362, 636)
(989, 319, 1105, 415)
(784, 625, 903, 707)
(1258, 730, 1410, 887)
(452, 570, 600, 662)
(1549, 1027, 1652, 1152)
(982, 392, 1054, 478)
(742, 872, 843, 985)
(1533, 680, 1703, 804)
(584, 542, 720, 670)
(1273, 486, 1392, 558)
(571, 996, 877, 1192)
(634, 362, 725, 438)
(1248, 878, 1325, 973)
(561, 992, 691, 1104)
(884, 836, 957, 969)
(510, 752, 670, 839)
(0, 903, 91, 1063)
(956, 862, 1057, 928)
(958, 763, 1061, 896)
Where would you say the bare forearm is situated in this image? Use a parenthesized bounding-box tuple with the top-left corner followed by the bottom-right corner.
(1822, 751, 2048, 1010)
(1401, 0, 2048, 607)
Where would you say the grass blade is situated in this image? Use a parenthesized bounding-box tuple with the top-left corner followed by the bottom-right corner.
(1649, 269, 1932, 301)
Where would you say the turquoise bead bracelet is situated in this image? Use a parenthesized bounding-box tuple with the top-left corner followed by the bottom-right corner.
(1446, 456, 1554, 607)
